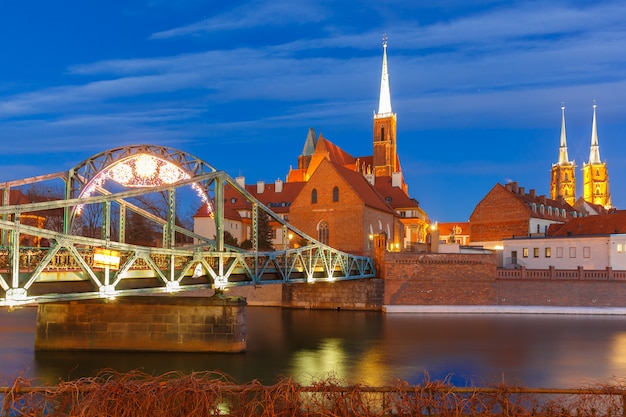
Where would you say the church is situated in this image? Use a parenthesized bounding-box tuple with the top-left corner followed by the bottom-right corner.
(550, 103, 612, 209)
(194, 39, 430, 255)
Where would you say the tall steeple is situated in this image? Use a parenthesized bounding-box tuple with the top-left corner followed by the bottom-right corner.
(373, 34, 399, 178)
(377, 34, 392, 116)
(558, 105, 570, 165)
(582, 102, 611, 208)
(550, 104, 576, 205)
(588, 102, 601, 164)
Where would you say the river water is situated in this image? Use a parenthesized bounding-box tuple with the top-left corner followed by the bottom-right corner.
(1, 306, 625, 388)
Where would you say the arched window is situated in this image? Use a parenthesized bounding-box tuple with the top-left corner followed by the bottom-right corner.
(564, 173, 569, 181)
(311, 188, 317, 204)
(380, 124, 385, 141)
(318, 220, 329, 245)
(332, 186, 339, 202)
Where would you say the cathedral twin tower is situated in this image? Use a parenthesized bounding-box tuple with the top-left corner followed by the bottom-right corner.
(550, 103, 611, 209)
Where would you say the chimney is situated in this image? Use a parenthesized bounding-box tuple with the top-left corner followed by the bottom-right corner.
(529, 189, 536, 197)
(391, 172, 403, 188)
(506, 181, 518, 193)
(519, 187, 524, 195)
(236, 176, 245, 187)
(275, 179, 283, 193)
(257, 181, 265, 194)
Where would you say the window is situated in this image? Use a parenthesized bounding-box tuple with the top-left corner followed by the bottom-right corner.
(318, 221, 329, 245)
(583, 247, 591, 258)
(332, 186, 339, 202)
(556, 247, 563, 258)
(380, 125, 385, 141)
(311, 188, 317, 204)
(231, 198, 237, 204)
(618, 244, 623, 253)
(545, 247, 551, 258)
(569, 247, 576, 258)
(536, 224, 540, 233)
(533, 248, 539, 258)
(523, 248, 529, 258)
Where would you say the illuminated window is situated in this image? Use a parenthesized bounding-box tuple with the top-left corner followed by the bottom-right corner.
(523, 248, 529, 258)
(318, 221, 329, 245)
(545, 247, 551, 258)
(583, 247, 591, 258)
(618, 244, 623, 253)
(533, 248, 539, 258)
(311, 188, 317, 204)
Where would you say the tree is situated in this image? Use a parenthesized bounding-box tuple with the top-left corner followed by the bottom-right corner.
(240, 209, 274, 251)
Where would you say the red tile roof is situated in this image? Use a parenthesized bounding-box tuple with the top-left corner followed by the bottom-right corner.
(374, 176, 419, 209)
(548, 212, 626, 236)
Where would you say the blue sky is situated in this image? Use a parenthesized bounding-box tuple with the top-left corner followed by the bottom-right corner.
(1, 1, 625, 222)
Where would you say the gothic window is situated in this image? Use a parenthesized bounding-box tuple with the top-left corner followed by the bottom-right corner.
(332, 186, 339, 202)
(564, 173, 569, 181)
(380, 125, 385, 141)
(311, 188, 317, 204)
(596, 168, 600, 177)
(318, 220, 329, 245)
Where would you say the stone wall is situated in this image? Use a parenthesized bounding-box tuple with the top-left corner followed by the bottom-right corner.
(383, 252, 498, 305)
(35, 295, 246, 352)
(282, 279, 384, 310)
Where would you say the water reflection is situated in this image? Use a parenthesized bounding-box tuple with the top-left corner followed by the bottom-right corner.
(2, 306, 626, 387)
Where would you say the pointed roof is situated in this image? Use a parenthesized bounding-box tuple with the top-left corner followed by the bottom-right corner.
(588, 103, 601, 164)
(301, 127, 317, 157)
(558, 105, 571, 165)
(376, 35, 392, 116)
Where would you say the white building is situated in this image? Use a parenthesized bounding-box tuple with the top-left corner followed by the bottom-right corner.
(502, 212, 626, 270)
(503, 234, 626, 270)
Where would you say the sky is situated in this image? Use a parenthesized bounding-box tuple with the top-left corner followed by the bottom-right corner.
(1, 0, 625, 222)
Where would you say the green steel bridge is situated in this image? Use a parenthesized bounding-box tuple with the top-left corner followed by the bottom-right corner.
(0, 145, 375, 307)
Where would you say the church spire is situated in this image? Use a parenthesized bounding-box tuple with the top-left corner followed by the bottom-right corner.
(377, 34, 392, 116)
(558, 104, 570, 165)
(588, 102, 601, 164)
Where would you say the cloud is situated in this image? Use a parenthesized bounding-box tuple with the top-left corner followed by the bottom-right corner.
(149, 0, 325, 39)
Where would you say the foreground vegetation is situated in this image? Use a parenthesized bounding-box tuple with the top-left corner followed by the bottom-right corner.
(2, 370, 626, 416)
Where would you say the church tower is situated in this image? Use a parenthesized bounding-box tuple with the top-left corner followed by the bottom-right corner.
(550, 105, 576, 205)
(582, 103, 611, 208)
(373, 35, 398, 178)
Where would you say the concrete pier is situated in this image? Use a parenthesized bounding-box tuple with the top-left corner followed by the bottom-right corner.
(34, 295, 246, 353)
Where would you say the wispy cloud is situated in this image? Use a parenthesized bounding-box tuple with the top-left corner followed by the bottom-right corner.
(150, 0, 325, 39)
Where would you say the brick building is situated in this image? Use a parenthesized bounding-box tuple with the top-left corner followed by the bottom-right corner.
(469, 181, 585, 249)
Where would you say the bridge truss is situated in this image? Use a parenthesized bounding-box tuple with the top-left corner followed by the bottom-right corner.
(0, 145, 375, 307)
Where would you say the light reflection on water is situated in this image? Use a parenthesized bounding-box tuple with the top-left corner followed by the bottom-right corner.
(1, 306, 626, 387)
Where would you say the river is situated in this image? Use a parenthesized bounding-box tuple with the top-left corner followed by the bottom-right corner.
(1, 306, 625, 388)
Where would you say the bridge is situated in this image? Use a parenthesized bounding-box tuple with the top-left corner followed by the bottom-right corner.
(0, 145, 376, 307)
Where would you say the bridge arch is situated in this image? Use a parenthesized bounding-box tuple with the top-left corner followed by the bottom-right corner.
(67, 144, 217, 231)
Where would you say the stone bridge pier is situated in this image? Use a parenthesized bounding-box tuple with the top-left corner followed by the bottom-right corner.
(34, 295, 247, 353)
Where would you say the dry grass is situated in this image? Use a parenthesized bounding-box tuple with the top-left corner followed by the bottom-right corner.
(1, 370, 626, 416)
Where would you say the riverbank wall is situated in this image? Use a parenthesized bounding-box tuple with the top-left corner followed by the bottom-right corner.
(226, 251, 626, 313)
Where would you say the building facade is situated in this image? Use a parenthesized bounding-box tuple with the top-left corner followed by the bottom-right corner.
(469, 182, 584, 249)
